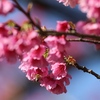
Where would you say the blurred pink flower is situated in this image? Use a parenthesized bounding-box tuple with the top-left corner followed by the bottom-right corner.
(76, 21, 100, 35)
(0, 0, 14, 15)
(76, 20, 100, 50)
(76, 21, 87, 33)
(79, 0, 100, 20)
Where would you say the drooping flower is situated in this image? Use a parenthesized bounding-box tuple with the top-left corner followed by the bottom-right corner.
(40, 74, 71, 94)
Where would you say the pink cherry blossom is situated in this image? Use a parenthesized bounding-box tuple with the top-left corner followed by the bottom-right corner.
(76, 21, 100, 35)
(19, 45, 49, 81)
(40, 74, 71, 94)
(44, 35, 70, 52)
(56, 21, 70, 32)
(47, 49, 64, 64)
(40, 76, 57, 91)
(76, 21, 87, 33)
(26, 67, 48, 81)
(15, 31, 42, 55)
(79, 0, 100, 20)
(76, 20, 100, 50)
(48, 80, 67, 94)
(40, 76, 67, 94)
(44, 35, 70, 64)
(57, 0, 78, 7)
(49, 77, 72, 94)
(19, 46, 48, 72)
(0, 0, 14, 15)
(4, 46, 17, 63)
(28, 45, 45, 59)
(0, 36, 18, 63)
(51, 63, 67, 80)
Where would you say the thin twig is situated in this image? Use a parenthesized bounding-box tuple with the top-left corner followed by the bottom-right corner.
(74, 63, 100, 79)
(13, 0, 43, 33)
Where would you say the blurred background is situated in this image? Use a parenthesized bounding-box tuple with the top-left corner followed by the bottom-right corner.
(0, 0, 100, 100)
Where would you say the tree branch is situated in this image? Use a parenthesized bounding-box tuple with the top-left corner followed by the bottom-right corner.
(73, 63, 100, 79)
(43, 30, 100, 41)
(66, 56, 100, 79)
(67, 38, 100, 44)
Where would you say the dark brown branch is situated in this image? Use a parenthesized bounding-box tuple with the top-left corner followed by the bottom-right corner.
(43, 30, 100, 41)
(73, 63, 100, 79)
(67, 38, 100, 44)
(66, 56, 100, 79)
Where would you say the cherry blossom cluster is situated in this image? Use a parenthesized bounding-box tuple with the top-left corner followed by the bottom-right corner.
(0, 23, 42, 62)
(1, 0, 100, 95)
(0, 0, 72, 94)
(0, 21, 71, 94)
(19, 21, 72, 94)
